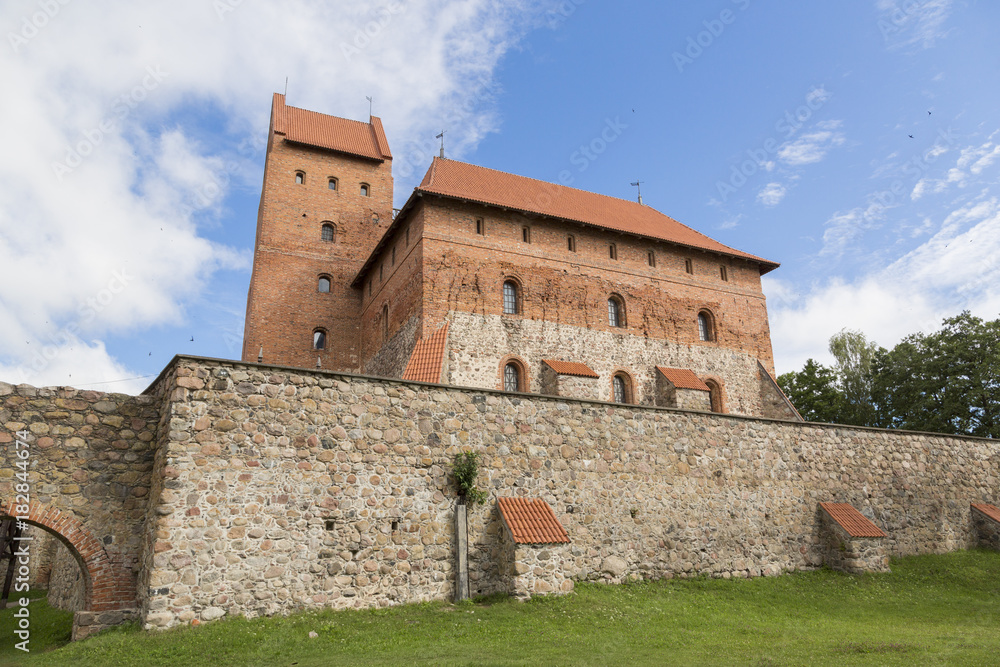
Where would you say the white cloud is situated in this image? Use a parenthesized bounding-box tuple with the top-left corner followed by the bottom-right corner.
(876, 0, 953, 50)
(767, 197, 1000, 374)
(777, 120, 846, 166)
(910, 136, 999, 200)
(756, 182, 787, 207)
(0, 0, 550, 389)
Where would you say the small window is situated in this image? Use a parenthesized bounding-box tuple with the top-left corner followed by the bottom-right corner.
(295, 171, 305, 185)
(405, 228, 410, 246)
(698, 311, 714, 342)
(504, 363, 520, 392)
(318, 276, 331, 293)
(503, 281, 518, 315)
(328, 178, 338, 190)
(475, 218, 484, 235)
(313, 329, 326, 350)
(522, 227, 531, 243)
(391, 246, 396, 266)
(609, 243, 617, 260)
(382, 304, 389, 340)
(685, 258, 693, 274)
(567, 235, 576, 252)
(360, 183, 370, 197)
(612, 374, 629, 404)
(720, 265, 728, 281)
(648, 251, 656, 267)
(321, 223, 336, 243)
(608, 296, 624, 328)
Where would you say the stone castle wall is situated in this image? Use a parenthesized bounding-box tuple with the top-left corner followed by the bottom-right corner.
(138, 356, 1000, 629)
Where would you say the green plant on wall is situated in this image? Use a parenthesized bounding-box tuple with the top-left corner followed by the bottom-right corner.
(453, 451, 488, 506)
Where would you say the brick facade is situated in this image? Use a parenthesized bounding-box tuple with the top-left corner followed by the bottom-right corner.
(243, 96, 786, 419)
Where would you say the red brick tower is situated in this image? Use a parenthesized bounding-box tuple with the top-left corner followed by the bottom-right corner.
(242, 93, 393, 370)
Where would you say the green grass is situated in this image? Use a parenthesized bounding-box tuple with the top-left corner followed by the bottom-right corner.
(3, 550, 1000, 666)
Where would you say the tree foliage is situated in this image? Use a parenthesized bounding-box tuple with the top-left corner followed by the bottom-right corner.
(452, 451, 488, 505)
(780, 313, 1000, 438)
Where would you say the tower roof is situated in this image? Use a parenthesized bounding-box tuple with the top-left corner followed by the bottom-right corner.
(416, 158, 776, 272)
(270, 93, 392, 161)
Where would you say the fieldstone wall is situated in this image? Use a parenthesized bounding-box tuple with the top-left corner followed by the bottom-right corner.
(758, 365, 801, 421)
(819, 513, 890, 574)
(508, 541, 574, 600)
(445, 311, 767, 416)
(539, 366, 601, 401)
(47, 539, 86, 611)
(363, 315, 420, 380)
(971, 507, 1000, 551)
(137, 356, 1000, 630)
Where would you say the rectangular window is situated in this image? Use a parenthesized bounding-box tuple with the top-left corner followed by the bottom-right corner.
(522, 227, 531, 243)
(475, 218, 484, 235)
(609, 244, 617, 260)
(685, 258, 693, 274)
(391, 246, 396, 266)
(648, 251, 656, 267)
(405, 227, 410, 246)
(568, 235, 576, 252)
(720, 265, 728, 281)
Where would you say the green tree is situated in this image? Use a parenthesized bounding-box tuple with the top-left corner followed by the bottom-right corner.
(872, 312, 1000, 438)
(778, 359, 843, 423)
(828, 328, 880, 427)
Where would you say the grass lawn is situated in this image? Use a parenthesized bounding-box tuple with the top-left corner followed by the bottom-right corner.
(2, 549, 999, 666)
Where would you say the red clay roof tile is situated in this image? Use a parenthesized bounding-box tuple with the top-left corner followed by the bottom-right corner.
(271, 93, 391, 161)
(542, 359, 599, 378)
(401, 322, 449, 384)
(655, 367, 710, 391)
(820, 502, 887, 538)
(417, 157, 777, 272)
(972, 503, 1000, 524)
(497, 497, 570, 545)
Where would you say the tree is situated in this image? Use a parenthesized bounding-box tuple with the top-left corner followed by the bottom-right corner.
(828, 329, 879, 427)
(778, 359, 843, 423)
(872, 312, 1000, 438)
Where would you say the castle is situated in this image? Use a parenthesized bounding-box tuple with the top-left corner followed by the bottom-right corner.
(241, 94, 799, 420)
(2, 95, 999, 642)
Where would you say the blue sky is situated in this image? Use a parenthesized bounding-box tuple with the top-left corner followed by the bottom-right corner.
(2, 0, 998, 394)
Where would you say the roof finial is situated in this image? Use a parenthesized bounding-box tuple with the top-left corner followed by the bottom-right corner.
(436, 130, 446, 158)
(366, 95, 373, 118)
(631, 180, 644, 205)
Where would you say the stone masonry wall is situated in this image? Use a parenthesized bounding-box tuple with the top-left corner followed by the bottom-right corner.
(819, 514, 890, 574)
(510, 542, 575, 600)
(141, 356, 1000, 629)
(972, 509, 1000, 551)
(47, 539, 86, 611)
(445, 311, 765, 414)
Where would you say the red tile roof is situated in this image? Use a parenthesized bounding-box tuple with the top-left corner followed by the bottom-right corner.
(401, 322, 449, 384)
(417, 158, 777, 272)
(271, 93, 392, 161)
(971, 503, 1000, 524)
(655, 367, 710, 391)
(820, 503, 887, 538)
(542, 359, 599, 378)
(497, 497, 570, 545)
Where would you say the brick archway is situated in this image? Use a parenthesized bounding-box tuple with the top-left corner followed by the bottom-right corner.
(0, 499, 135, 612)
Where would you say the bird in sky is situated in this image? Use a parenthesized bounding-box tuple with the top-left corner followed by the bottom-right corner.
(190, 336, 194, 342)
(908, 134, 914, 138)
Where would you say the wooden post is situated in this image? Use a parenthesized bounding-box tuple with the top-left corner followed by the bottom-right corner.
(455, 502, 469, 601)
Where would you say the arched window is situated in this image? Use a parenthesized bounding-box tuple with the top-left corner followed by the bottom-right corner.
(705, 379, 724, 413)
(313, 329, 326, 350)
(608, 296, 625, 328)
(504, 363, 521, 392)
(328, 177, 338, 190)
(318, 276, 331, 293)
(698, 311, 714, 342)
(321, 223, 336, 242)
(382, 304, 389, 340)
(612, 374, 630, 404)
(502, 280, 518, 315)
(360, 183, 370, 197)
(295, 171, 305, 185)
